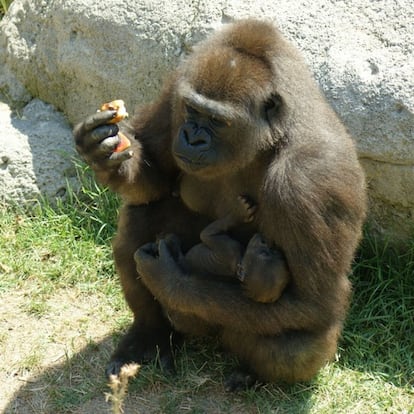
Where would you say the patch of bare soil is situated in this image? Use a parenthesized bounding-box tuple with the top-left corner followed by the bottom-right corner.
(0, 289, 117, 413)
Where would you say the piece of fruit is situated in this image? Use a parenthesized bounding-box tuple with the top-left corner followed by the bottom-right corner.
(113, 131, 131, 153)
(100, 99, 129, 124)
(98, 100, 131, 152)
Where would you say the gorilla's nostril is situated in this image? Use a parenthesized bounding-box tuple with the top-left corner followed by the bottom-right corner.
(189, 137, 208, 147)
(188, 130, 211, 148)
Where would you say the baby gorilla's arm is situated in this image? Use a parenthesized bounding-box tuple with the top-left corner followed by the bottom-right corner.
(184, 195, 257, 276)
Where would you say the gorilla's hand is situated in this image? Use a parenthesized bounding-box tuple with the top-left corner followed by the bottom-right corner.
(134, 234, 185, 294)
(73, 110, 133, 170)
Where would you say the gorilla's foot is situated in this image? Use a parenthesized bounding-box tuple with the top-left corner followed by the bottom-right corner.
(224, 368, 260, 392)
(105, 323, 181, 378)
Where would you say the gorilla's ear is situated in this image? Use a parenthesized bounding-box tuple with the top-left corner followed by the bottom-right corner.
(264, 93, 283, 123)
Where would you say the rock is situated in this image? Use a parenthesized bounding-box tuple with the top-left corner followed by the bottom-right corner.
(0, 0, 226, 124)
(0, 0, 413, 241)
(0, 99, 77, 204)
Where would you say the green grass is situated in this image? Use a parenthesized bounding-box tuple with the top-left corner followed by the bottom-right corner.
(343, 237, 414, 387)
(0, 0, 12, 17)
(1, 163, 413, 413)
(0, 163, 120, 298)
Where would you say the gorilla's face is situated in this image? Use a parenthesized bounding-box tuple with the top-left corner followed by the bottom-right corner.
(172, 80, 281, 180)
(172, 92, 248, 178)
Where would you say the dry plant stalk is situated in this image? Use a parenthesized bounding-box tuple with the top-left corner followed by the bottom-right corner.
(105, 363, 141, 414)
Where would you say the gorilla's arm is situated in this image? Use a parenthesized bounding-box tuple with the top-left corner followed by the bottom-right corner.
(135, 238, 332, 336)
(184, 195, 255, 276)
(184, 234, 242, 277)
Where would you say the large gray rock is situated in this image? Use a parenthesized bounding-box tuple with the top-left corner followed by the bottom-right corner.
(0, 0, 413, 241)
(0, 99, 77, 203)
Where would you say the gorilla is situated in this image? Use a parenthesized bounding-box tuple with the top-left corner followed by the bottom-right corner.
(183, 194, 290, 303)
(73, 19, 367, 389)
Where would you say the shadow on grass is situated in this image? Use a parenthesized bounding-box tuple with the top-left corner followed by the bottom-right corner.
(4, 335, 315, 414)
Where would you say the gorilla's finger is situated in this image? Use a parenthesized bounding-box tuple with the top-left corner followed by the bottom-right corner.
(93, 136, 120, 154)
(134, 243, 159, 262)
(75, 124, 120, 155)
(162, 234, 183, 260)
(89, 150, 133, 170)
(108, 149, 134, 163)
(88, 124, 119, 145)
(73, 111, 117, 146)
(134, 251, 149, 267)
(73, 110, 117, 138)
(158, 239, 172, 260)
(163, 233, 181, 246)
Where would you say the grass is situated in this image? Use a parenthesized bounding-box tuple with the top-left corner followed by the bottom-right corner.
(343, 238, 414, 387)
(0, 0, 12, 17)
(0, 163, 120, 297)
(1, 163, 413, 413)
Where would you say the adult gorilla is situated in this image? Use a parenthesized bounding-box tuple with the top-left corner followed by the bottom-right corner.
(73, 19, 366, 389)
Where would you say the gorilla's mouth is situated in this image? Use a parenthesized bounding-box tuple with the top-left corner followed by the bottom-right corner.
(175, 154, 206, 170)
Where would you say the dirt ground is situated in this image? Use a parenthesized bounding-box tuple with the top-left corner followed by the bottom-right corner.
(0, 289, 250, 414)
(1, 289, 118, 413)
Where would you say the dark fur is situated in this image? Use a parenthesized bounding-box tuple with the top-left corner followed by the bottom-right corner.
(184, 195, 256, 278)
(184, 196, 289, 304)
(238, 233, 290, 303)
(73, 19, 366, 386)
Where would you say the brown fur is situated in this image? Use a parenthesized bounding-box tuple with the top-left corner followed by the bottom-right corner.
(73, 19, 367, 386)
(184, 196, 289, 304)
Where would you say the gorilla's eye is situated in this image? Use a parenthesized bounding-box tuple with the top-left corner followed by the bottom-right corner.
(264, 93, 283, 120)
(210, 115, 229, 128)
(264, 99, 275, 111)
(185, 105, 200, 117)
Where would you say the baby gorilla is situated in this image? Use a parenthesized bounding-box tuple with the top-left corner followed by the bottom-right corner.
(238, 233, 289, 303)
(184, 196, 289, 303)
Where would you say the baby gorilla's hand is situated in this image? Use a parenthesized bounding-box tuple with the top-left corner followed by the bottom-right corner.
(235, 195, 257, 223)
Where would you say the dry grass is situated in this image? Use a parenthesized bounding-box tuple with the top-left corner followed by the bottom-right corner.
(106, 364, 141, 414)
